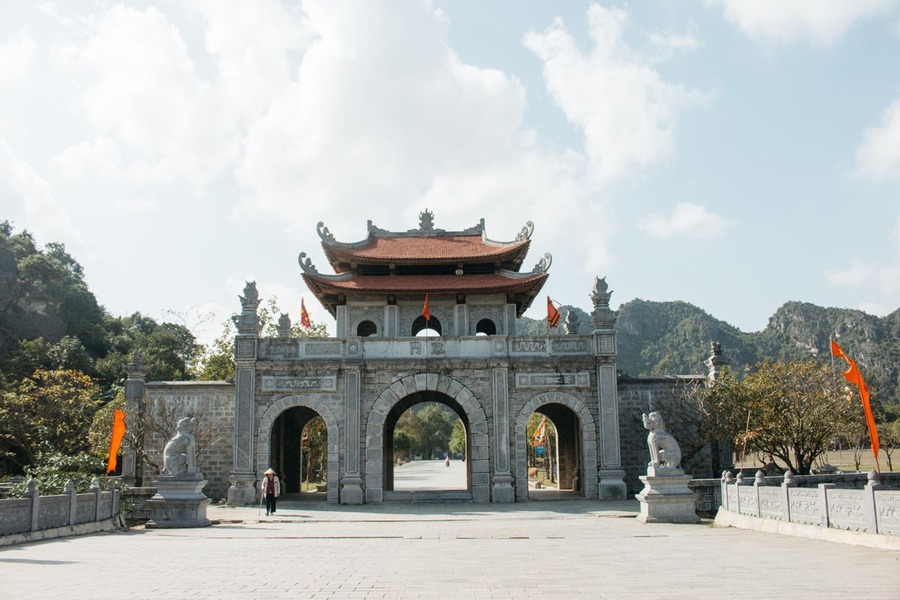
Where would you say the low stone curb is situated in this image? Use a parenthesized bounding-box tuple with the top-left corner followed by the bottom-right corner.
(0, 516, 125, 548)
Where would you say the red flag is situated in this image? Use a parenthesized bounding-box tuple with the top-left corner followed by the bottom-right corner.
(106, 409, 126, 474)
(422, 293, 431, 321)
(300, 298, 311, 329)
(533, 417, 548, 445)
(831, 339, 880, 467)
(547, 296, 561, 328)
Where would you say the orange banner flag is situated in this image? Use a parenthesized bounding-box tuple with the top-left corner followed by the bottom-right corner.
(106, 409, 126, 474)
(422, 293, 431, 321)
(547, 296, 561, 328)
(831, 339, 880, 468)
(300, 298, 311, 329)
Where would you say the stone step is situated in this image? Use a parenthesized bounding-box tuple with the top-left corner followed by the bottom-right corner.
(383, 490, 472, 503)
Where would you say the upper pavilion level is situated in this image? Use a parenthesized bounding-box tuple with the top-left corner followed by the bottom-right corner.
(298, 211, 552, 339)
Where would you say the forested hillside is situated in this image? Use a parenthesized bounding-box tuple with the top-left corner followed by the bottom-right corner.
(520, 299, 900, 404)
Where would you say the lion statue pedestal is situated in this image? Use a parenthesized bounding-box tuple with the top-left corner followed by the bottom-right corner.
(146, 418, 211, 529)
(635, 411, 699, 524)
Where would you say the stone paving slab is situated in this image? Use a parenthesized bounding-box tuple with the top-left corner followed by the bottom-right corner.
(1, 499, 899, 599)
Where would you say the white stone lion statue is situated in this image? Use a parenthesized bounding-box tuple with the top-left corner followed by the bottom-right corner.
(161, 417, 198, 476)
(642, 411, 682, 471)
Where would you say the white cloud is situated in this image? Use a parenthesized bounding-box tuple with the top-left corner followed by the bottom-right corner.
(824, 259, 876, 286)
(189, 0, 309, 120)
(0, 140, 78, 242)
(0, 29, 37, 90)
(52, 5, 239, 187)
(523, 5, 705, 186)
(825, 215, 900, 302)
(855, 98, 900, 180)
(705, 0, 898, 46)
(637, 202, 734, 240)
(112, 195, 160, 213)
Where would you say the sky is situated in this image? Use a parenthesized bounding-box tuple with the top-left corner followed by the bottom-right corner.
(2, 0, 900, 346)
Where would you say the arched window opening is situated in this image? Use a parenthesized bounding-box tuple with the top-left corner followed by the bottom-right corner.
(475, 318, 496, 336)
(357, 320, 378, 337)
(412, 315, 441, 337)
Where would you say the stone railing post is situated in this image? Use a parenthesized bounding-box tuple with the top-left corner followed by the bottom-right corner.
(865, 470, 883, 533)
(753, 470, 765, 517)
(109, 479, 119, 519)
(26, 479, 39, 532)
(781, 470, 794, 522)
(65, 480, 77, 526)
(721, 470, 732, 511)
(734, 472, 745, 514)
(818, 483, 835, 528)
(90, 477, 101, 522)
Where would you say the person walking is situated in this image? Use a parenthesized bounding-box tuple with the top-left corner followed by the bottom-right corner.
(260, 468, 281, 516)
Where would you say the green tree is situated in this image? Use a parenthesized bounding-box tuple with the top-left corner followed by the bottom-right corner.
(449, 419, 466, 457)
(195, 296, 328, 381)
(0, 368, 103, 472)
(706, 362, 859, 475)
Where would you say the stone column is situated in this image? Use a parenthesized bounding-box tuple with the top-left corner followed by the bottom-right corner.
(706, 342, 732, 474)
(454, 304, 468, 336)
(591, 277, 627, 500)
(341, 369, 364, 504)
(504, 303, 517, 335)
(336, 305, 348, 338)
(490, 367, 515, 502)
(228, 282, 260, 505)
(384, 304, 399, 337)
(122, 350, 148, 486)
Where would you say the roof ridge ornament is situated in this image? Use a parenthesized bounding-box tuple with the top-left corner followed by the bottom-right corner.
(419, 208, 435, 232)
(532, 252, 552, 273)
(516, 221, 534, 241)
(297, 252, 319, 274)
(316, 222, 335, 243)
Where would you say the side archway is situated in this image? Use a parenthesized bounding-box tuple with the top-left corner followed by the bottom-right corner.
(257, 395, 341, 504)
(364, 373, 490, 503)
(514, 391, 598, 500)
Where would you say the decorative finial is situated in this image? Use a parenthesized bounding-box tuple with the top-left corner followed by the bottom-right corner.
(419, 208, 435, 232)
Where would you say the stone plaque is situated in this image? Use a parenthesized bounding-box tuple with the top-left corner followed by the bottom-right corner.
(550, 338, 589, 353)
(788, 488, 821, 525)
(826, 489, 867, 531)
(305, 342, 342, 356)
(262, 340, 298, 359)
(598, 334, 615, 354)
(261, 375, 337, 392)
(515, 371, 590, 388)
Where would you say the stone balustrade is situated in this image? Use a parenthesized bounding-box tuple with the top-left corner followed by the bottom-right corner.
(0, 477, 120, 546)
(718, 469, 900, 535)
(256, 335, 596, 362)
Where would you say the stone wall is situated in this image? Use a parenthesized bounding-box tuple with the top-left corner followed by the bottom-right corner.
(142, 382, 235, 501)
(617, 377, 713, 495)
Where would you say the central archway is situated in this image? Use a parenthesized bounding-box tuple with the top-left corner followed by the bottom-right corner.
(365, 373, 489, 503)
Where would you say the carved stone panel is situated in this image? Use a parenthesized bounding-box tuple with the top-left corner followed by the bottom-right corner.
(260, 375, 337, 392)
(515, 371, 591, 388)
(875, 490, 900, 535)
(826, 489, 868, 531)
(787, 488, 821, 525)
(550, 338, 589, 354)
(304, 341, 342, 356)
(510, 339, 547, 354)
(758, 487, 784, 520)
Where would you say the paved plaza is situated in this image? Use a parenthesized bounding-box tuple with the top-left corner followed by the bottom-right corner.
(2, 463, 899, 599)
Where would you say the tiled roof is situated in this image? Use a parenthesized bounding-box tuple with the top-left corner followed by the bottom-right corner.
(322, 235, 531, 270)
(303, 271, 548, 316)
